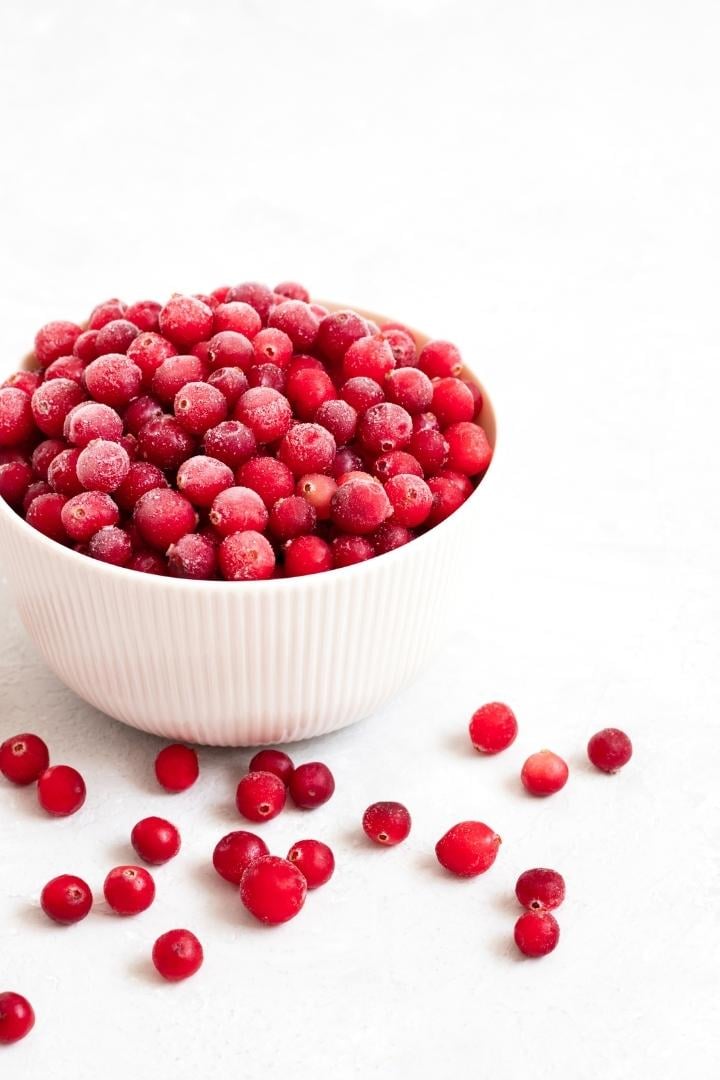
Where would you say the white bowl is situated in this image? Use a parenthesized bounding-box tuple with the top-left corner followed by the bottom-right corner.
(0, 305, 496, 746)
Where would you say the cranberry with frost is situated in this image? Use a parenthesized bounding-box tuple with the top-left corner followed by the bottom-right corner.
(418, 339, 462, 379)
(134, 489, 197, 551)
(248, 363, 286, 393)
(385, 368, 433, 414)
(374, 451, 423, 481)
(22, 480, 51, 513)
(131, 816, 181, 865)
(316, 310, 369, 363)
(285, 534, 332, 576)
(177, 455, 234, 507)
(0, 457, 31, 507)
(297, 472, 337, 519)
(61, 491, 119, 542)
(34, 320, 83, 367)
(236, 456, 294, 508)
(288, 762, 335, 809)
(235, 387, 293, 443)
(515, 868, 566, 912)
(426, 475, 468, 525)
(213, 830, 269, 885)
(0, 388, 33, 447)
(268, 300, 320, 352)
(26, 492, 67, 541)
(115, 461, 168, 512)
(89, 299, 126, 330)
(359, 402, 412, 454)
(268, 495, 316, 541)
(331, 446, 364, 479)
(152, 929, 203, 981)
(137, 415, 195, 470)
(384, 473, 432, 528)
(331, 476, 391, 535)
(226, 282, 275, 321)
(521, 750, 569, 796)
(73, 329, 100, 362)
(83, 353, 142, 408)
(151, 354, 206, 405)
(45, 445, 82, 494)
(129, 551, 167, 574)
(31, 379, 85, 437)
(463, 378, 484, 417)
(3, 370, 41, 395)
(0, 992, 35, 1044)
(445, 422, 492, 476)
(88, 525, 133, 566)
(127, 332, 177, 386)
(210, 485, 268, 536)
(249, 748, 294, 785)
(207, 367, 249, 408)
(159, 295, 213, 347)
(285, 367, 336, 420)
(288, 354, 324, 377)
(341, 335, 394, 383)
(65, 401, 123, 446)
(380, 326, 417, 367)
(94, 319, 140, 356)
(213, 301, 262, 340)
(155, 744, 199, 792)
(45, 355, 84, 384)
(278, 423, 336, 476)
(431, 377, 475, 425)
(362, 801, 412, 846)
(469, 702, 518, 754)
(252, 327, 294, 369)
(76, 439, 130, 492)
(203, 420, 256, 469)
(514, 911, 560, 958)
(332, 534, 375, 567)
(104, 865, 155, 915)
(340, 376, 384, 412)
(41, 874, 93, 924)
(125, 300, 161, 332)
(587, 728, 633, 773)
(240, 855, 307, 925)
(435, 821, 501, 876)
(207, 330, 254, 372)
(274, 280, 309, 302)
(0, 732, 49, 785)
(287, 839, 334, 889)
(218, 530, 275, 581)
(314, 398, 357, 444)
(236, 770, 286, 822)
(372, 522, 413, 553)
(37, 764, 86, 816)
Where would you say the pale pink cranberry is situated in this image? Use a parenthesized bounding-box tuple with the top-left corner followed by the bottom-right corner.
(358, 403, 413, 455)
(332, 534, 375, 567)
(218, 531, 275, 581)
(331, 476, 391, 534)
(151, 354, 206, 405)
(88, 299, 126, 330)
(296, 473, 337, 520)
(173, 382, 227, 435)
(123, 395, 164, 436)
(385, 368, 433, 414)
(76, 439, 130, 493)
(342, 335, 395, 382)
(418, 340, 463, 379)
(284, 534, 332, 576)
(44, 356, 84, 384)
(207, 331, 254, 372)
(384, 473, 433, 527)
(0, 388, 35, 446)
(209, 486, 268, 536)
(340, 377, 384, 412)
(252, 328, 293, 369)
(225, 282, 275, 321)
(268, 300, 320, 351)
(134, 489, 198, 550)
(26, 492, 68, 541)
(316, 310, 369, 363)
(213, 302, 262, 339)
(234, 387, 293, 444)
(177, 455, 234, 507)
(61, 491, 120, 542)
(167, 533, 217, 579)
(137, 416, 195, 470)
(159, 295, 214, 347)
(87, 525, 133, 566)
(285, 368, 336, 420)
(127, 332, 177, 386)
(236, 456, 294, 508)
(47, 449, 83, 496)
(115, 462, 168, 511)
(202, 420, 256, 469)
(268, 495, 316, 541)
(94, 319, 140, 356)
(207, 367, 248, 408)
(34, 321, 83, 367)
(278, 423, 336, 476)
(83, 354, 142, 408)
(31, 379, 86, 437)
(372, 522, 413, 553)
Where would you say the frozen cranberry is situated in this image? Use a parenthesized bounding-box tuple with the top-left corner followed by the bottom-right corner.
(332, 534, 375, 567)
(384, 473, 432, 527)
(314, 399, 357, 445)
(418, 340, 463, 379)
(82, 353, 142, 408)
(287, 354, 324, 377)
(218, 530, 275, 581)
(284, 534, 332, 576)
(73, 329, 100, 362)
(252, 327, 294, 369)
(362, 801, 411, 846)
(134, 489, 197, 550)
(212, 830, 268, 885)
(288, 762, 334, 809)
(297, 472, 337, 520)
(412, 412, 440, 435)
(374, 451, 423, 481)
(154, 743, 199, 792)
(372, 522, 413, 554)
(94, 319, 140, 356)
(248, 363, 286, 393)
(587, 728, 633, 773)
(331, 476, 391, 534)
(76, 439, 130, 492)
(167, 532, 217, 579)
(202, 420, 256, 469)
(341, 376, 384, 412)
(437, 469, 474, 500)
(426, 475, 468, 525)
(468, 702, 518, 754)
(3, 369, 41, 395)
(268, 300, 320, 352)
(129, 550, 167, 575)
(104, 865, 155, 915)
(159, 296, 213, 347)
(0, 732, 49, 785)
(316, 310, 369, 363)
(287, 839, 334, 889)
(235, 770, 286, 822)
(31, 379, 86, 438)
(0, 388, 34, 447)
(152, 354, 206, 406)
(272, 281, 308, 302)
(87, 525, 132, 566)
(61, 491, 119, 542)
(37, 764, 86, 816)
(380, 327, 417, 367)
(226, 282, 275, 321)
(45, 355, 85, 384)
(115, 461, 168, 511)
(209, 485, 267, 536)
(278, 423, 336, 476)
(138, 415, 195, 470)
(131, 816, 181, 865)
(175, 456, 232, 509)
(89, 299, 126, 330)
(214, 301, 262, 340)
(126, 333, 176, 387)
(125, 299, 161, 332)
(240, 855, 306, 924)
(385, 368, 433, 414)
(40, 874, 93, 924)
(359, 403, 413, 455)
(152, 929, 203, 981)
(65, 401, 123, 446)
(0, 457, 31, 506)
(331, 447, 364, 479)
(235, 387, 293, 444)
(285, 368, 335, 420)
(521, 751, 569, 796)
(236, 456, 294, 508)
(249, 748, 294, 785)
(0, 992, 35, 1044)
(515, 868, 566, 912)
(514, 911, 560, 958)
(462, 378, 484, 418)
(207, 367, 249, 408)
(444, 422, 492, 476)
(22, 480, 51, 513)
(26, 492, 67, 541)
(206, 331, 254, 373)
(431, 377, 474, 425)
(342, 335, 395, 382)
(435, 821, 501, 877)
(268, 495, 316, 541)
(34, 320, 83, 367)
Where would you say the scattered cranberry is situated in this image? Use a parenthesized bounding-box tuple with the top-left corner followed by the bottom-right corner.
(384, 473, 432, 528)
(372, 522, 413, 554)
(0, 992, 35, 1044)
(0, 732, 49, 785)
(40, 874, 93, 924)
(103, 865, 156, 915)
(445, 422, 492, 476)
(152, 929, 204, 981)
(284, 534, 333, 576)
(468, 702, 518, 754)
(21, 480, 51, 513)
(206, 331, 254, 372)
(359, 403, 413, 454)
(521, 751, 569, 796)
(94, 319, 140, 356)
(362, 801, 412, 845)
(253, 327, 294, 368)
(127, 333, 177, 386)
(248, 363, 286, 393)
(515, 868, 566, 911)
(226, 282, 275, 320)
(288, 762, 335, 809)
(235, 770, 286, 822)
(37, 764, 86, 816)
(435, 821, 501, 877)
(287, 839, 335, 888)
(514, 911, 560, 958)
(207, 367, 249, 409)
(44, 355, 84, 384)
(31, 438, 65, 479)
(374, 451, 423, 481)
(73, 329, 100, 362)
(152, 354, 206, 405)
(385, 368, 433, 414)
(154, 744, 199, 792)
(342, 335, 395, 382)
(115, 461, 168, 512)
(61, 490, 119, 543)
(268, 495, 316, 541)
(248, 748, 294, 785)
(212, 830, 269, 885)
(125, 299, 162, 332)
(83, 354, 142, 408)
(0, 390, 34, 449)
(587, 728, 633, 773)
(275, 281, 310, 302)
(340, 377, 385, 413)
(380, 326, 416, 367)
(131, 817, 181, 865)
(426, 475, 469, 525)
(239, 855, 307, 924)
(235, 387, 293, 445)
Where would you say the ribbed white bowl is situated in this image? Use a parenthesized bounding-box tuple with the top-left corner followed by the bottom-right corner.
(0, 306, 496, 746)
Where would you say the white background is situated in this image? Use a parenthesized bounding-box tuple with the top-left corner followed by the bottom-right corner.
(1, 1, 719, 1077)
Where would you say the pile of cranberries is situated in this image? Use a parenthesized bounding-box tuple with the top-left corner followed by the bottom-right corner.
(0, 282, 492, 579)
(0, 713, 633, 1044)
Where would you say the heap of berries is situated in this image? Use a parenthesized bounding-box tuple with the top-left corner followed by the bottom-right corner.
(0, 717, 632, 1044)
(0, 282, 492, 579)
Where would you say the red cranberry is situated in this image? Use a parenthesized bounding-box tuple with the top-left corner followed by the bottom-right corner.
(94, 319, 140, 356)
(213, 830, 269, 885)
(444, 422, 492, 476)
(359, 403, 413, 454)
(0, 388, 33, 447)
(168, 533, 217, 579)
(131, 816, 181, 865)
(104, 865, 155, 915)
(213, 301, 262, 340)
(26, 492, 68, 541)
(159, 295, 213, 347)
(284, 534, 332, 576)
(384, 473, 432, 528)
(207, 368, 249, 409)
(236, 456, 294, 508)
(362, 801, 412, 845)
(297, 472, 337, 520)
(331, 476, 391, 534)
(83, 353, 142, 408)
(152, 354, 206, 406)
(248, 363, 286, 393)
(236, 770, 286, 822)
(285, 367, 336, 420)
(37, 764, 86, 816)
(515, 868, 566, 911)
(252, 328, 294, 369)
(137, 416, 195, 471)
(287, 839, 334, 888)
(278, 423, 336, 476)
(127, 332, 177, 386)
(172, 382, 227, 434)
(0, 732, 49, 785)
(89, 299, 127, 330)
(314, 398, 357, 444)
(380, 326, 417, 367)
(385, 368, 433, 414)
(521, 751, 569, 796)
(206, 331, 254, 372)
(435, 821, 501, 876)
(331, 534, 375, 567)
(437, 469, 474, 500)
(31, 379, 86, 437)
(0, 992, 35, 1044)
(235, 387, 293, 444)
(0, 457, 31, 506)
(268, 495, 316, 541)
(374, 451, 423, 481)
(47, 449, 83, 496)
(61, 491, 119, 542)
(76, 439, 130, 492)
(66, 401, 123, 446)
(88, 525, 133, 566)
(115, 461, 168, 512)
(240, 855, 307, 924)
(462, 379, 483, 417)
(316, 310, 369, 363)
(31, 438, 65, 479)
(268, 300, 320, 351)
(3, 370, 41, 395)
(73, 329, 100, 362)
(372, 522, 413, 554)
(34, 320, 83, 366)
(218, 530, 275, 581)
(432, 377, 475, 425)
(341, 376, 385, 412)
(426, 475, 469, 525)
(249, 748, 294, 785)
(203, 420, 256, 469)
(418, 339, 462, 379)
(45, 355, 85, 384)
(342, 335, 395, 383)
(22, 480, 51, 513)
(287, 354, 324, 377)
(177, 455, 234, 507)
(288, 762, 335, 809)
(587, 728, 633, 773)
(274, 281, 310, 302)
(152, 929, 203, 981)
(469, 702, 518, 754)
(124, 299, 161, 332)
(40, 874, 93, 924)
(331, 446, 364, 479)
(514, 911, 560, 958)
(209, 485, 268, 536)
(226, 282, 275, 321)
(155, 744, 199, 792)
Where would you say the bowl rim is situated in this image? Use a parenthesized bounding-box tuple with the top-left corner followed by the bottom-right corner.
(0, 301, 497, 593)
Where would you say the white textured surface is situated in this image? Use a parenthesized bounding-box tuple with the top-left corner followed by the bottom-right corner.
(1, 1, 719, 1078)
